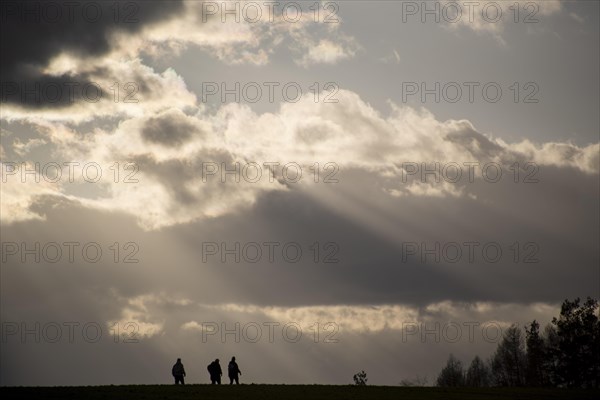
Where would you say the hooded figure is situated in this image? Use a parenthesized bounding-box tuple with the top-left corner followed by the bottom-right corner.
(172, 358, 186, 385)
(207, 359, 222, 384)
(228, 356, 242, 384)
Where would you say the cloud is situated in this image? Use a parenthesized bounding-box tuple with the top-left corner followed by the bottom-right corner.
(386, 180, 466, 199)
(510, 140, 599, 174)
(140, 108, 203, 147)
(12, 137, 47, 156)
(379, 49, 401, 65)
(2, 89, 598, 229)
(296, 37, 359, 67)
(107, 292, 194, 339)
(183, 300, 560, 334)
(0, 0, 186, 108)
(569, 12, 585, 24)
(0, 167, 61, 224)
(0, 1, 359, 118)
(439, 0, 563, 43)
(1, 58, 198, 123)
(139, 1, 359, 67)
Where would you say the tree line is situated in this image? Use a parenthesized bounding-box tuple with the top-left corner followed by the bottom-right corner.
(436, 297, 599, 389)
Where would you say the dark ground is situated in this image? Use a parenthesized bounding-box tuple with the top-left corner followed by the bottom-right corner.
(2, 385, 599, 400)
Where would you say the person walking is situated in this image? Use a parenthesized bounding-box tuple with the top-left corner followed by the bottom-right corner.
(207, 358, 222, 384)
(228, 356, 242, 384)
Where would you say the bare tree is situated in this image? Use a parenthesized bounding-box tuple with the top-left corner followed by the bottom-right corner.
(465, 356, 490, 387)
(491, 324, 526, 386)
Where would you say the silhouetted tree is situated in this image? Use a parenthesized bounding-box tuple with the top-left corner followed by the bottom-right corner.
(434, 297, 599, 388)
(353, 370, 367, 386)
(550, 297, 600, 388)
(465, 356, 490, 387)
(491, 324, 526, 386)
(436, 354, 464, 387)
(542, 323, 560, 387)
(525, 320, 546, 386)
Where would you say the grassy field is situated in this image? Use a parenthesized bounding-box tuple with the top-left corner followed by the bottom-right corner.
(2, 385, 599, 400)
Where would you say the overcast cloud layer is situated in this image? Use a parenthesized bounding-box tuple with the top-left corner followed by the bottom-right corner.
(1, 0, 598, 386)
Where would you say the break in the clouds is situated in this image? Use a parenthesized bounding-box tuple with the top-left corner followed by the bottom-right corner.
(1, 0, 598, 387)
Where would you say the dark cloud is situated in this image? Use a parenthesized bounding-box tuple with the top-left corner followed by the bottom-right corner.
(0, 0, 185, 108)
(141, 111, 201, 147)
(130, 148, 238, 206)
(3, 166, 597, 309)
(1, 164, 597, 385)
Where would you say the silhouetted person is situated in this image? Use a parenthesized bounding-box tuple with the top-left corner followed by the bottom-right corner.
(207, 358, 222, 384)
(172, 358, 186, 385)
(228, 356, 242, 384)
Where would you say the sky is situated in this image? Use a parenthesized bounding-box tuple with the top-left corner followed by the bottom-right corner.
(0, 0, 599, 386)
